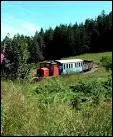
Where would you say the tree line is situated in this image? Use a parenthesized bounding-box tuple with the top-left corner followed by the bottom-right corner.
(1, 10, 112, 79)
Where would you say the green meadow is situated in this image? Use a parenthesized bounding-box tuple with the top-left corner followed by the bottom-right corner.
(1, 52, 112, 136)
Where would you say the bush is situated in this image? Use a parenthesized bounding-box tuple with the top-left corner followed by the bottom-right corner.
(69, 78, 112, 104)
(69, 79, 102, 95)
(100, 56, 112, 71)
(71, 96, 81, 110)
(17, 63, 30, 79)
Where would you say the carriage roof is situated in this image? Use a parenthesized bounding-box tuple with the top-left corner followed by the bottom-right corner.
(55, 59, 83, 64)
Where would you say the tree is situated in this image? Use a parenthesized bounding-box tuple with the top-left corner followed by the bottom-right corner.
(33, 31, 44, 61)
(44, 27, 54, 59)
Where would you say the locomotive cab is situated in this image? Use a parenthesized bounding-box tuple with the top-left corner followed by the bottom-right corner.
(37, 61, 59, 77)
(49, 63, 59, 76)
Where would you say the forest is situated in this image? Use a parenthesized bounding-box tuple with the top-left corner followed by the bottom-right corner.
(1, 10, 112, 79)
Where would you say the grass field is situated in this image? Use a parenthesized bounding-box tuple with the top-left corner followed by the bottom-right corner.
(1, 52, 112, 136)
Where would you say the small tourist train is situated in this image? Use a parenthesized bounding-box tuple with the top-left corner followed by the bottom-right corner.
(35, 59, 93, 78)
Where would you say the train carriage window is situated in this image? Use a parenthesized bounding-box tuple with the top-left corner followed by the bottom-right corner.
(81, 62, 83, 66)
(78, 63, 79, 67)
(75, 63, 77, 68)
(64, 64, 65, 69)
(66, 64, 68, 68)
(71, 64, 73, 68)
(79, 62, 81, 67)
(69, 64, 70, 68)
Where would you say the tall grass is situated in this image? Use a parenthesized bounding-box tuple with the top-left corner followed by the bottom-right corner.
(2, 77, 112, 135)
(1, 52, 112, 136)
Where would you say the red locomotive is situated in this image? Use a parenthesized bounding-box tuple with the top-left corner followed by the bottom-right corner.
(36, 61, 59, 78)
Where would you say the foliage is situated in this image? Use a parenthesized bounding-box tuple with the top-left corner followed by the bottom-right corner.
(1, 76, 112, 136)
(1, 10, 112, 79)
(100, 56, 112, 71)
(1, 35, 30, 79)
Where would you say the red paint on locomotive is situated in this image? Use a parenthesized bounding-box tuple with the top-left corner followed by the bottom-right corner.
(37, 62, 59, 77)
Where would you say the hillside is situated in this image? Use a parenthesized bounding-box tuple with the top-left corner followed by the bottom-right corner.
(1, 52, 112, 136)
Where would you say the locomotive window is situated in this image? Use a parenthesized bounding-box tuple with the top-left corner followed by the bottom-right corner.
(46, 64, 50, 67)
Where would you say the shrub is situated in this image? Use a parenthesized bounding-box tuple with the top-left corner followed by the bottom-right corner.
(17, 63, 30, 79)
(71, 96, 81, 110)
(100, 56, 112, 71)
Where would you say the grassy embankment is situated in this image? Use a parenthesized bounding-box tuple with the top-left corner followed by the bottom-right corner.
(1, 52, 112, 136)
